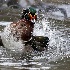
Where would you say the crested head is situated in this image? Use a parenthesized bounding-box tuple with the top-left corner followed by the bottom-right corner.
(21, 7, 37, 23)
(29, 7, 36, 15)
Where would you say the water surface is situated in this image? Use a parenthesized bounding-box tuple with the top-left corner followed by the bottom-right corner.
(0, 3, 70, 70)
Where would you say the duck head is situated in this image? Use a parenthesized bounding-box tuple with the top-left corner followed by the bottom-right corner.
(21, 7, 37, 24)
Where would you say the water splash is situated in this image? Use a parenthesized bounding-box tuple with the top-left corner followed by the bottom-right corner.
(0, 1, 70, 69)
(32, 15, 70, 62)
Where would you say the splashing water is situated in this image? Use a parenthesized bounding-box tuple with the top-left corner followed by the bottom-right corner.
(32, 15, 70, 62)
(0, 5, 70, 70)
(0, 15, 70, 58)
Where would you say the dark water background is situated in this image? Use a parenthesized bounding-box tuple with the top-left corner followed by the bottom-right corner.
(0, 0, 70, 70)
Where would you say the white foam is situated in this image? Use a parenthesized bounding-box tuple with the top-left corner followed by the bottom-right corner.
(1, 24, 25, 53)
(0, 21, 12, 26)
(0, 62, 22, 66)
(58, 5, 70, 18)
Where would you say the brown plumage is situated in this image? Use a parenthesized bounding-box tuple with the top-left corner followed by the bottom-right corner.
(10, 19, 34, 41)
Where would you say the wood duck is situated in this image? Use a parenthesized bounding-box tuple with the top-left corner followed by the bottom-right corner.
(1, 7, 37, 53)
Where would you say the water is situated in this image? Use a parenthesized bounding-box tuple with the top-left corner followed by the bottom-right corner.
(0, 2, 70, 70)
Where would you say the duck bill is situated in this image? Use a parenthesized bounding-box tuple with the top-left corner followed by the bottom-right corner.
(31, 19, 36, 23)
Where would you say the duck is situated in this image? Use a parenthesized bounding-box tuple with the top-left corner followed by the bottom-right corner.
(1, 7, 37, 54)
